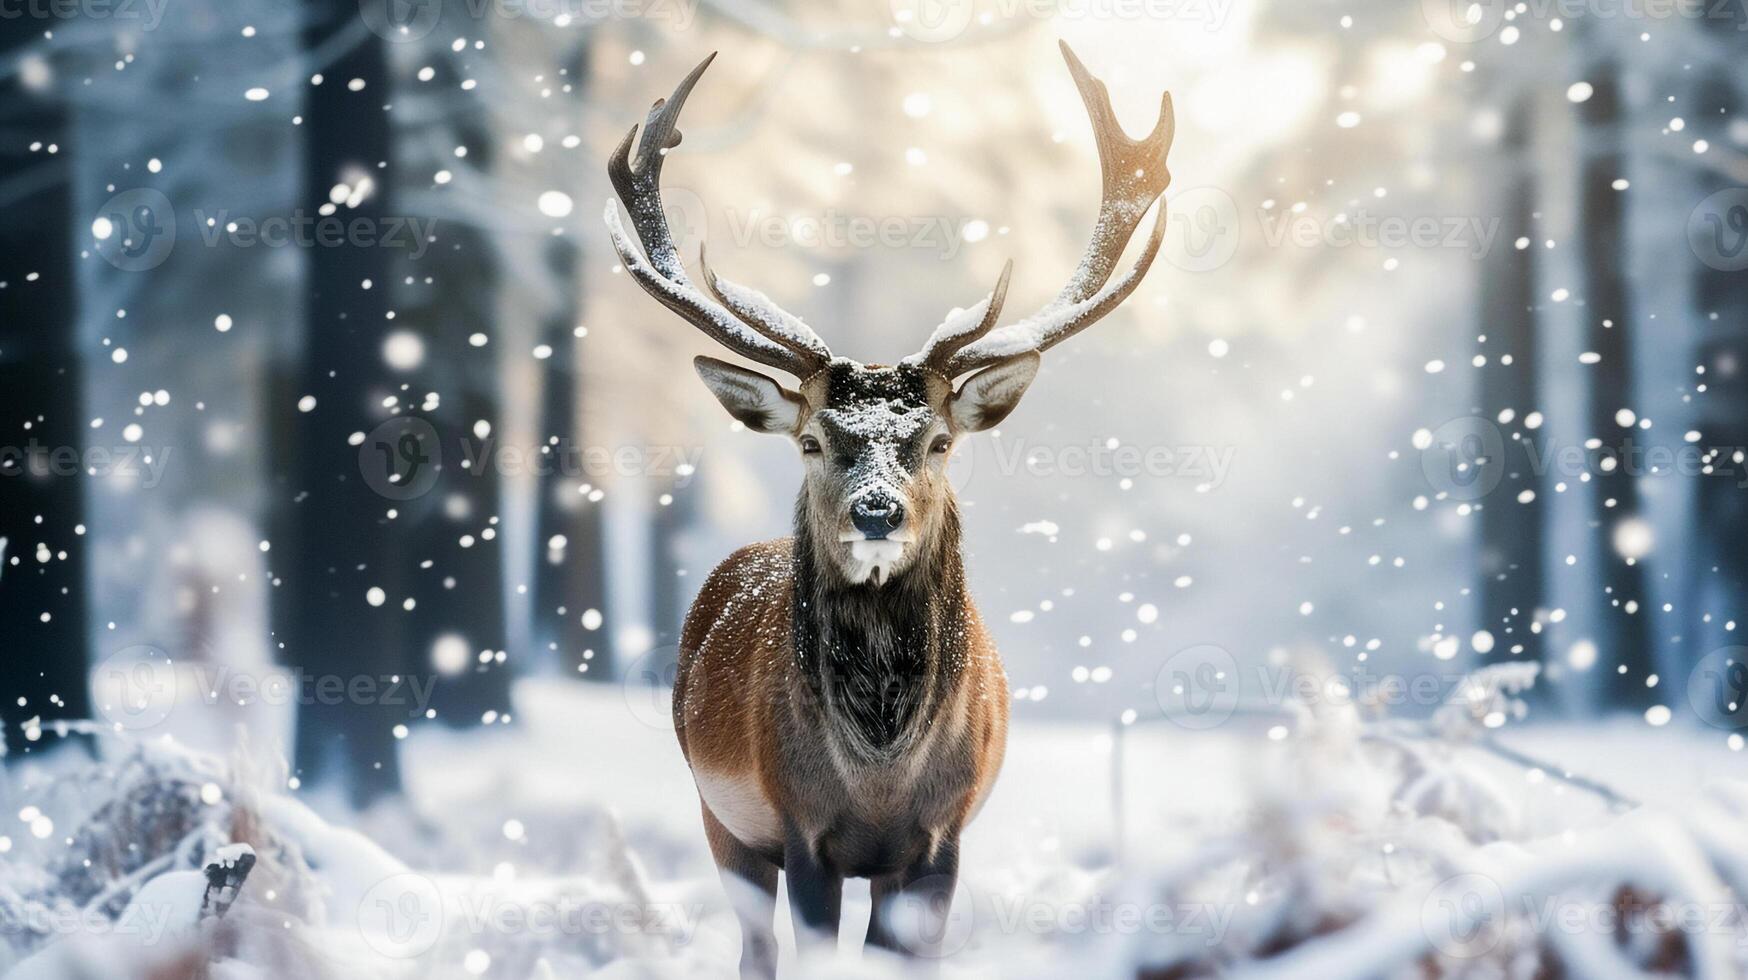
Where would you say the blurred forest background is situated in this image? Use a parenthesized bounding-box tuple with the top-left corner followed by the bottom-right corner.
(2, 0, 1746, 804)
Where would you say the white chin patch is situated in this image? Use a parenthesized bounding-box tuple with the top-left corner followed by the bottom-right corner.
(848, 539, 907, 585)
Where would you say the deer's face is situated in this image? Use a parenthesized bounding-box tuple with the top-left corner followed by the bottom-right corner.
(695, 354, 1039, 586)
(610, 46, 1172, 585)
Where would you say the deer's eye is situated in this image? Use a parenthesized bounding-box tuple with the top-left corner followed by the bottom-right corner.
(799, 435, 821, 455)
(930, 435, 952, 455)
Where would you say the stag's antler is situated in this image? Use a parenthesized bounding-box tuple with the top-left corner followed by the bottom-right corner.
(909, 260, 1013, 371)
(913, 41, 1174, 378)
(605, 53, 832, 378)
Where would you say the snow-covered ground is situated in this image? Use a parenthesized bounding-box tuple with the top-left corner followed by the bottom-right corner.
(4, 669, 1747, 978)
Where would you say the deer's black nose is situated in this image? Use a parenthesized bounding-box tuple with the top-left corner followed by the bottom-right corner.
(851, 494, 905, 539)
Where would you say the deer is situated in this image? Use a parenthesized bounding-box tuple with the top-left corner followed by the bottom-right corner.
(604, 42, 1173, 977)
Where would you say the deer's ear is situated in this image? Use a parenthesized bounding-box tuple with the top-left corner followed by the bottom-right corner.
(950, 351, 1040, 432)
(694, 355, 805, 433)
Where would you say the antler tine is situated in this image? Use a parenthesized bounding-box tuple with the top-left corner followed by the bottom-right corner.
(605, 53, 829, 378)
(939, 42, 1174, 377)
(905, 260, 1012, 373)
(699, 244, 834, 366)
(944, 203, 1165, 377)
(607, 53, 715, 281)
(1055, 39, 1174, 305)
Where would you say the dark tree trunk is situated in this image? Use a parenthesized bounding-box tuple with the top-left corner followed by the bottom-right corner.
(271, 0, 409, 804)
(533, 43, 612, 681)
(1477, 99, 1544, 667)
(0, 22, 90, 753)
(534, 259, 611, 680)
(1577, 64, 1654, 709)
(646, 477, 694, 677)
(1684, 63, 1748, 668)
(399, 51, 511, 726)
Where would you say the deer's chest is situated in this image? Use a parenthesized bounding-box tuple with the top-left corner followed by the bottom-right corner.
(780, 725, 973, 877)
(797, 602, 940, 751)
(775, 671, 979, 876)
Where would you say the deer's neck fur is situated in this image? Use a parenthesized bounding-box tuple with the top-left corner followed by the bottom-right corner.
(791, 494, 971, 760)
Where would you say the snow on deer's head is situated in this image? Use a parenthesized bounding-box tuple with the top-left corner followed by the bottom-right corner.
(692, 354, 1036, 586)
(606, 44, 1174, 587)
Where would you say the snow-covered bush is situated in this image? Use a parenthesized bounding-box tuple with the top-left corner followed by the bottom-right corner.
(6, 664, 1746, 980)
(1093, 662, 1748, 979)
(2, 725, 698, 980)
(1, 730, 315, 977)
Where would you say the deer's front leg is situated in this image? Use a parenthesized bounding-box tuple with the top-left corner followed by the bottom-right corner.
(868, 834, 961, 964)
(782, 825, 843, 952)
(701, 804, 778, 979)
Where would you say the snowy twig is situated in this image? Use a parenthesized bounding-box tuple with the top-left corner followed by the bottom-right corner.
(1361, 720, 1636, 812)
(80, 853, 176, 921)
(1473, 734, 1640, 811)
(199, 844, 257, 922)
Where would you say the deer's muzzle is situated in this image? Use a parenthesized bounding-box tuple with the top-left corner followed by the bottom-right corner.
(850, 492, 906, 540)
